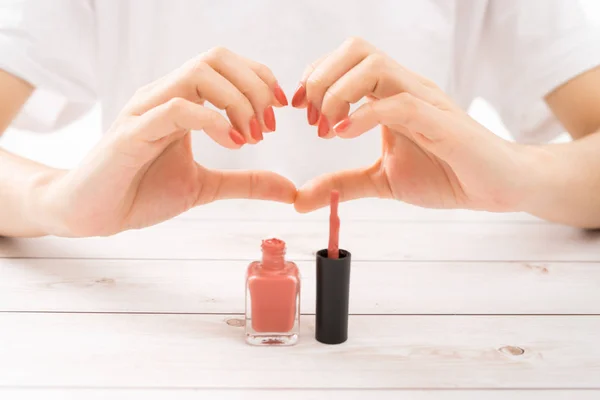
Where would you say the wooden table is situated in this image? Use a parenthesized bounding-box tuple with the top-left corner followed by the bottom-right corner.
(1, 199, 599, 399)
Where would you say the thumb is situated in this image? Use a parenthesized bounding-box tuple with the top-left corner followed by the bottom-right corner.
(196, 167, 298, 205)
(294, 163, 391, 213)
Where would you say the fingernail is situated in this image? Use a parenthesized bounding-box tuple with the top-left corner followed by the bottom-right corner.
(318, 115, 329, 138)
(291, 84, 306, 107)
(273, 83, 288, 106)
(307, 102, 320, 125)
(333, 117, 351, 133)
(250, 117, 263, 141)
(263, 106, 276, 132)
(229, 128, 246, 145)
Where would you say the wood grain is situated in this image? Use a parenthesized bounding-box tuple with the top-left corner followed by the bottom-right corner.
(2, 258, 599, 314)
(3, 201, 597, 393)
(1, 389, 597, 400)
(1, 313, 599, 389)
(2, 219, 598, 261)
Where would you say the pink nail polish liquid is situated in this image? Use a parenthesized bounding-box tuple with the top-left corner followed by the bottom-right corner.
(245, 238, 300, 346)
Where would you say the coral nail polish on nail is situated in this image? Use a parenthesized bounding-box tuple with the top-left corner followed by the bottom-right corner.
(246, 238, 301, 346)
(318, 115, 329, 138)
(249, 117, 263, 141)
(307, 102, 320, 126)
(264, 106, 276, 132)
(229, 128, 246, 145)
(291, 84, 306, 108)
(333, 117, 351, 133)
(273, 84, 288, 106)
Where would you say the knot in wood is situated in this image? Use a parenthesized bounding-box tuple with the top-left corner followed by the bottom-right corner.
(499, 345, 525, 356)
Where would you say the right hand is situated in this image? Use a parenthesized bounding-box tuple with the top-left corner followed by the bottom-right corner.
(35, 47, 296, 237)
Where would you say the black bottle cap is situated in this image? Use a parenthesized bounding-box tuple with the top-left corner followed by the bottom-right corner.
(315, 248, 351, 345)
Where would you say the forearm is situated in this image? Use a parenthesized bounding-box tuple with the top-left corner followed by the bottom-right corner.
(522, 131, 600, 229)
(0, 148, 63, 237)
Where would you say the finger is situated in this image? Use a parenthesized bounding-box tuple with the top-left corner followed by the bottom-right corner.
(317, 53, 386, 139)
(204, 48, 278, 132)
(304, 37, 376, 126)
(333, 93, 465, 161)
(134, 98, 246, 149)
(197, 168, 298, 205)
(239, 56, 289, 107)
(294, 164, 391, 213)
(193, 62, 265, 143)
(320, 55, 446, 139)
(305, 37, 375, 108)
(128, 57, 262, 144)
(291, 54, 328, 109)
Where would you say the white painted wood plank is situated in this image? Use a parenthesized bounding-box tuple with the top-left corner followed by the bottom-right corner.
(1, 219, 598, 261)
(1, 314, 599, 388)
(1, 389, 597, 400)
(179, 198, 541, 222)
(2, 259, 599, 314)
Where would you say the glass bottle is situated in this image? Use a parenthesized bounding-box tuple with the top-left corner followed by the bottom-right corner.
(245, 238, 300, 346)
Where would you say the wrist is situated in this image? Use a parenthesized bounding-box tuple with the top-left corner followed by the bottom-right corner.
(24, 168, 69, 237)
(514, 144, 564, 215)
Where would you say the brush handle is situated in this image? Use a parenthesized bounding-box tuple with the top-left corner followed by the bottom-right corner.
(328, 191, 340, 259)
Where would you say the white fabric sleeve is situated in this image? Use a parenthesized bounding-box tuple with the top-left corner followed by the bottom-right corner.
(476, 0, 600, 143)
(0, 0, 97, 131)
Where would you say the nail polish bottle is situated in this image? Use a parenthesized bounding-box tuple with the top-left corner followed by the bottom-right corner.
(245, 238, 300, 346)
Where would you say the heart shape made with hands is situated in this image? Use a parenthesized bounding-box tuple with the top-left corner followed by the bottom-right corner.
(154, 38, 524, 217)
(63, 38, 526, 237)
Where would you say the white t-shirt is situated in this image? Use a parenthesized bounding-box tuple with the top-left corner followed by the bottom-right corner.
(1, 0, 599, 184)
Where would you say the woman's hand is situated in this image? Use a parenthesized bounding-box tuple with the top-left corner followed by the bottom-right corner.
(293, 38, 539, 213)
(36, 48, 296, 237)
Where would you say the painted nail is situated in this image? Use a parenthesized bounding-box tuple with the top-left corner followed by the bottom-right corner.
(307, 102, 320, 125)
(333, 117, 351, 133)
(264, 106, 276, 132)
(273, 83, 288, 106)
(318, 115, 329, 138)
(291, 84, 306, 107)
(250, 117, 263, 141)
(229, 128, 246, 145)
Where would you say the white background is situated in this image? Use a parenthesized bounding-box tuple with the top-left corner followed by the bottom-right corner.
(1, 1, 599, 169)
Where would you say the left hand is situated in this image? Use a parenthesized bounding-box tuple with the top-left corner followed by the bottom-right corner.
(292, 37, 540, 213)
